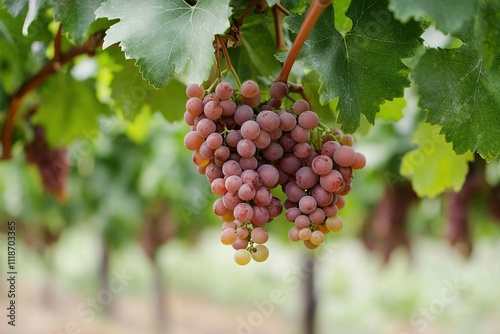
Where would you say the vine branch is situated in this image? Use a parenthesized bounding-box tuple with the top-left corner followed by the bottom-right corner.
(1, 30, 106, 160)
(272, 4, 287, 52)
(276, 0, 332, 84)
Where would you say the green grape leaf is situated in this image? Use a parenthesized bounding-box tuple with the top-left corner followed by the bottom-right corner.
(32, 74, 110, 147)
(475, 0, 500, 68)
(107, 48, 186, 122)
(285, 0, 422, 133)
(333, 0, 352, 34)
(401, 122, 474, 198)
(388, 0, 474, 33)
(52, 0, 102, 43)
(413, 24, 500, 161)
(95, 0, 232, 87)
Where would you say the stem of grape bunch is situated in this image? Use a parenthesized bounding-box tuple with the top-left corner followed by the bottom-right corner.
(276, 0, 332, 85)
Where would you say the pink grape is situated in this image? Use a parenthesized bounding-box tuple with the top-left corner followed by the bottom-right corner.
(333, 146, 356, 167)
(241, 80, 260, 98)
(220, 100, 237, 116)
(234, 105, 254, 125)
(196, 118, 216, 138)
(290, 125, 310, 143)
(184, 131, 204, 151)
(295, 166, 319, 190)
(241, 120, 261, 140)
(251, 206, 269, 226)
(298, 196, 317, 214)
(234, 202, 254, 222)
(279, 112, 297, 131)
(206, 133, 223, 150)
(295, 215, 311, 229)
(261, 142, 283, 161)
(257, 164, 280, 188)
(215, 82, 234, 100)
(251, 227, 269, 244)
(225, 175, 243, 193)
(186, 83, 204, 99)
(352, 152, 366, 170)
(204, 101, 223, 120)
(319, 170, 344, 193)
(311, 155, 333, 176)
(256, 110, 281, 132)
(293, 99, 309, 115)
(222, 160, 242, 177)
(238, 183, 256, 201)
(237, 139, 256, 158)
(269, 82, 287, 99)
(186, 97, 204, 116)
(293, 143, 312, 159)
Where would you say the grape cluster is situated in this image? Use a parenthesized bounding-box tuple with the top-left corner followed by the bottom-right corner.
(183, 80, 366, 265)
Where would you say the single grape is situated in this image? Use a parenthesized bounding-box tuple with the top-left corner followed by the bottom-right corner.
(254, 186, 273, 206)
(298, 111, 319, 130)
(192, 151, 209, 167)
(290, 125, 310, 143)
(256, 110, 281, 132)
(238, 183, 256, 201)
(237, 227, 249, 239)
(206, 132, 223, 150)
(234, 202, 254, 222)
(333, 146, 356, 167)
(241, 80, 260, 98)
(223, 191, 243, 211)
(279, 112, 297, 131)
(237, 139, 257, 158)
(285, 207, 302, 222)
(203, 101, 223, 120)
(226, 130, 243, 148)
(319, 170, 344, 193)
(234, 105, 254, 125)
(220, 100, 237, 116)
(279, 133, 297, 152)
(311, 184, 334, 207)
(279, 154, 302, 175)
(310, 230, 324, 245)
(325, 215, 343, 232)
(340, 134, 353, 147)
(284, 181, 306, 203)
(222, 160, 242, 177)
(261, 142, 284, 161)
(240, 156, 259, 171)
(266, 197, 283, 218)
(257, 164, 280, 188)
(199, 142, 215, 160)
(269, 82, 288, 99)
(298, 228, 312, 241)
(232, 238, 249, 250)
(311, 155, 333, 176)
(295, 166, 319, 190)
(186, 83, 204, 99)
(293, 99, 309, 115)
(215, 82, 234, 100)
(220, 228, 237, 245)
(225, 175, 243, 193)
(211, 178, 227, 196)
(352, 152, 366, 170)
(336, 195, 346, 210)
(221, 221, 237, 231)
(320, 141, 341, 159)
(309, 207, 326, 224)
(234, 249, 252, 265)
(251, 206, 270, 226)
(268, 98, 282, 110)
(184, 111, 196, 126)
(186, 97, 204, 116)
(293, 143, 312, 159)
(288, 226, 301, 242)
(298, 196, 317, 214)
(295, 215, 311, 229)
(253, 130, 271, 149)
(214, 146, 230, 163)
(213, 197, 230, 216)
(196, 118, 216, 138)
(251, 244, 269, 262)
(241, 120, 261, 140)
(184, 131, 204, 151)
(251, 227, 269, 244)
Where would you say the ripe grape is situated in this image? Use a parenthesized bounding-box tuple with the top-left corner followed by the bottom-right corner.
(241, 80, 260, 98)
(186, 83, 204, 99)
(333, 145, 356, 167)
(215, 82, 234, 100)
(251, 245, 269, 262)
(251, 227, 269, 244)
(256, 110, 280, 132)
(298, 111, 319, 129)
(220, 228, 237, 245)
(234, 249, 252, 265)
(293, 99, 309, 115)
(269, 82, 288, 99)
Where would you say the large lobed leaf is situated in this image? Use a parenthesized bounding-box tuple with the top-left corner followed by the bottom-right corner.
(95, 0, 232, 87)
(285, 0, 422, 133)
(401, 122, 474, 198)
(413, 24, 500, 161)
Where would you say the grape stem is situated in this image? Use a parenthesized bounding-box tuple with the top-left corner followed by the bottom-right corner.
(272, 5, 287, 52)
(275, 0, 332, 84)
(1, 30, 106, 160)
(216, 35, 242, 89)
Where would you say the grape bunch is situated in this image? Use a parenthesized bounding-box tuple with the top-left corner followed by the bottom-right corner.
(183, 80, 366, 265)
